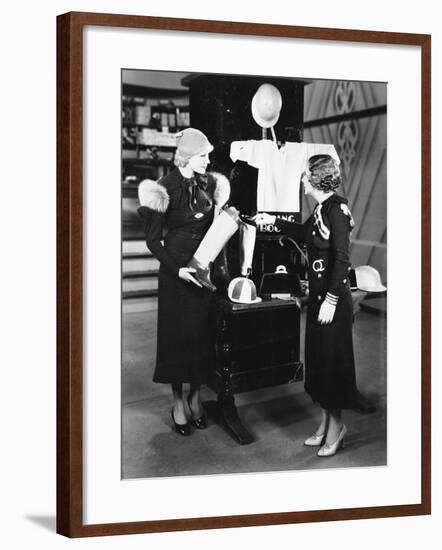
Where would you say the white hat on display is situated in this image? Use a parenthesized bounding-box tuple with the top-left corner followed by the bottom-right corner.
(228, 277, 262, 304)
(251, 83, 282, 129)
(355, 265, 387, 293)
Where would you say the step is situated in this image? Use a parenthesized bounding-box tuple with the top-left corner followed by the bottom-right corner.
(122, 255, 159, 273)
(123, 251, 151, 258)
(123, 295, 158, 314)
(123, 276, 158, 293)
(122, 289, 158, 300)
(122, 269, 159, 279)
(122, 239, 148, 254)
(122, 227, 145, 240)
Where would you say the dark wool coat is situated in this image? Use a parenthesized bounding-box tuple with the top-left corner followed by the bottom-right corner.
(138, 168, 230, 385)
(276, 193, 357, 410)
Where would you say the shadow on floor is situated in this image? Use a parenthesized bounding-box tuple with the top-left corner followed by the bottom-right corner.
(24, 515, 56, 532)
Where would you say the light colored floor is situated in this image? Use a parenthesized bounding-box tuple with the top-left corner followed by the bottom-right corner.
(122, 307, 387, 479)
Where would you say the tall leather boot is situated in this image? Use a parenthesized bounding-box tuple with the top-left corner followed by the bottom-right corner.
(187, 207, 241, 291)
(239, 222, 257, 277)
(212, 245, 231, 296)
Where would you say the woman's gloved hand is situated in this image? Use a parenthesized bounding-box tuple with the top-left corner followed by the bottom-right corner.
(317, 300, 336, 324)
(178, 267, 203, 288)
(252, 213, 276, 225)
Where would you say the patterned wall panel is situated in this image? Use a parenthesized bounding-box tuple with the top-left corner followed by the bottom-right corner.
(303, 80, 387, 281)
(304, 80, 387, 121)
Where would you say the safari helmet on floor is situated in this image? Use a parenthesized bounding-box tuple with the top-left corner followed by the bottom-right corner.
(228, 277, 262, 304)
(355, 265, 387, 293)
(251, 83, 282, 128)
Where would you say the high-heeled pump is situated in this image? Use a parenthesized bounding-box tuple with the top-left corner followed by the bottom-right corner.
(304, 432, 326, 447)
(187, 397, 207, 430)
(317, 424, 347, 457)
(171, 409, 191, 436)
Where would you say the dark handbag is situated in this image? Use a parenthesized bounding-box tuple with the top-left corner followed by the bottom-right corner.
(259, 265, 302, 299)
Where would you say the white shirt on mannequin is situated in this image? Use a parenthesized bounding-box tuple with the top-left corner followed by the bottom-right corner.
(230, 140, 341, 212)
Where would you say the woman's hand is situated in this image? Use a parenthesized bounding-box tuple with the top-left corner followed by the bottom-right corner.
(317, 301, 336, 324)
(178, 267, 203, 288)
(252, 213, 276, 225)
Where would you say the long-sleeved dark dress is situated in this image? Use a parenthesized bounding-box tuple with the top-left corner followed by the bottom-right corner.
(138, 168, 224, 385)
(276, 193, 357, 410)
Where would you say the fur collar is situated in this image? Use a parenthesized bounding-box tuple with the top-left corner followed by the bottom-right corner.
(138, 171, 230, 212)
(138, 179, 169, 213)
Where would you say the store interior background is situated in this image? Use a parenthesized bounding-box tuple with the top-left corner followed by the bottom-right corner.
(121, 70, 387, 479)
(122, 70, 386, 312)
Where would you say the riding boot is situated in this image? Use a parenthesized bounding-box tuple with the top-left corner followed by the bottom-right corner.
(187, 207, 241, 291)
(239, 222, 257, 277)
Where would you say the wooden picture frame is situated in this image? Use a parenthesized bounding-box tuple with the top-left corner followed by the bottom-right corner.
(57, 11, 431, 537)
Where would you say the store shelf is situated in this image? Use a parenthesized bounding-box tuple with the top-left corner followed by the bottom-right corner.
(122, 82, 190, 243)
(122, 121, 151, 127)
(124, 144, 177, 150)
(122, 157, 174, 166)
(122, 121, 188, 132)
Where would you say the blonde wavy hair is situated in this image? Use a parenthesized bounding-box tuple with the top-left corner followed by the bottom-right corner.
(173, 150, 189, 168)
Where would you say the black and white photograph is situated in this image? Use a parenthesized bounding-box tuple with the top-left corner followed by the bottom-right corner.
(121, 69, 387, 480)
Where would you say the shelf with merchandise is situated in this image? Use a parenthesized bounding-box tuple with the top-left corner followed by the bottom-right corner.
(121, 82, 190, 238)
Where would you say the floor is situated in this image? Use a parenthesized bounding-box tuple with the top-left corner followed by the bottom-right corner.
(122, 306, 387, 479)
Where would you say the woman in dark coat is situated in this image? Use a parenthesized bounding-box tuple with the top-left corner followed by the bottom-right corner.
(138, 128, 231, 435)
(254, 154, 357, 457)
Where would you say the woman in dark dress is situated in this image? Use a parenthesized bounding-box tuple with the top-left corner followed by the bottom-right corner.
(138, 128, 231, 435)
(254, 154, 357, 457)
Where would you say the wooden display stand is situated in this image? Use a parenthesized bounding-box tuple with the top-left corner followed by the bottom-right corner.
(209, 298, 303, 445)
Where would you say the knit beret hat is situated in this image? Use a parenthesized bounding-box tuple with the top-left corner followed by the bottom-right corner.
(176, 128, 214, 161)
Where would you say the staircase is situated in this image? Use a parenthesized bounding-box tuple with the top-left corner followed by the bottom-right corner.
(122, 238, 159, 313)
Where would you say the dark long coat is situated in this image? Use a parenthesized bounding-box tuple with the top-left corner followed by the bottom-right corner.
(138, 168, 229, 385)
(276, 194, 357, 410)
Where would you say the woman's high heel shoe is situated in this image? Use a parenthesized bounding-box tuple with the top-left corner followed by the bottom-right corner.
(317, 424, 347, 457)
(304, 432, 326, 447)
(187, 397, 207, 430)
(171, 409, 191, 436)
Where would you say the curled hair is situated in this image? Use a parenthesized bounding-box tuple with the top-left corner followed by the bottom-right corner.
(308, 154, 341, 192)
(173, 150, 189, 168)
